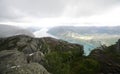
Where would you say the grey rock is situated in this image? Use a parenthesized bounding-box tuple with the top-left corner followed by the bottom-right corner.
(0, 35, 84, 74)
(2, 63, 50, 74)
(27, 51, 45, 64)
(0, 50, 27, 73)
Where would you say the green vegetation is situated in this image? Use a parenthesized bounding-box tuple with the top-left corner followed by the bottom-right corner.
(45, 52, 71, 74)
(70, 58, 100, 74)
(44, 50, 100, 74)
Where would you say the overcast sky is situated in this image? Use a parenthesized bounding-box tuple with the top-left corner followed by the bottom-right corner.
(0, 0, 120, 27)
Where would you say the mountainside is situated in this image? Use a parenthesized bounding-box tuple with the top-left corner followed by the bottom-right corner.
(0, 35, 120, 74)
(48, 26, 120, 35)
(0, 24, 34, 37)
(0, 35, 83, 74)
(90, 39, 120, 73)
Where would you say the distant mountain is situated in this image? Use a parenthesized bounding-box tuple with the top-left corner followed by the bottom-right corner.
(0, 24, 34, 38)
(26, 26, 41, 32)
(48, 26, 120, 35)
(48, 26, 120, 55)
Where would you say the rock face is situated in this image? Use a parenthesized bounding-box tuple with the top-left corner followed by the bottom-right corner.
(3, 63, 50, 74)
(0, 50, 49, 74)
(0, 50, 27, 73)
(0, 35, 83, 54)
(90, 39, 120, 74)
(0, 35, 83, 74)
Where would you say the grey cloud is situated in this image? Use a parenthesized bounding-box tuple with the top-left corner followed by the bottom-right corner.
(7, 0, 66, 17)
(63, 0, 120, 17)
(0, 0, 120, 21)
(0, 0, 17, 21)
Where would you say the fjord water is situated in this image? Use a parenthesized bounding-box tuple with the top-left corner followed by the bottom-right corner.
(33, 28, 97, 55)
(34, 28, 56, 38)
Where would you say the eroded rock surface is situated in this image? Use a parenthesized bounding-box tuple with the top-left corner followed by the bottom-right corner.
(0, 35, 83, 74)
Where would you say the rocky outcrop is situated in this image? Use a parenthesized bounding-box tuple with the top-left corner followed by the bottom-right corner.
(0, 50, 27, 73)
(0, 35, 83, 54)
(0, 34, 120, 74)
(0, 35, 83, 74)
(0, 50, 49, 74)
(3, 63, 50, 74)
(90, 39, 120, 74)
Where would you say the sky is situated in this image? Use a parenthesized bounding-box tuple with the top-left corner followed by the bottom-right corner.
(0, 0, 120, 28)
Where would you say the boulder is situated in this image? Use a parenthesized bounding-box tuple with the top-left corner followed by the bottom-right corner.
(2, 63, 50, 74)
(0, 50, 27, 74)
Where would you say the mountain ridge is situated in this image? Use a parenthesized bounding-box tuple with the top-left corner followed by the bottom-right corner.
(0, 35, 120, 74)
(0, 35, 83, 74)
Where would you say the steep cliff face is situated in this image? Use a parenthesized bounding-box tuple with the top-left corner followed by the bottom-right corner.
(0, 35, 83, 74)
(90, 39, 120, 74)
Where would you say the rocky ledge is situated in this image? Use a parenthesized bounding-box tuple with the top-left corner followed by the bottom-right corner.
(0, 35, 83, 74)
(90, 39, 120, 74)
(0, 35, 120, 74)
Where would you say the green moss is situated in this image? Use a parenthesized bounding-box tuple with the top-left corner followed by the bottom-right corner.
(70, 58, 100, 74)
(44, 49, 100, 74)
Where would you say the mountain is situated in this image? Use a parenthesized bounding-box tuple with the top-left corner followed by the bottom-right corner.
(48, 26, 120, 55)
(0, 24, 34, 37)
(0, 35, 120, 74)
(0, 35, 83, 74)
(48, 26, 120, 35)
(89, 39, 120, 73)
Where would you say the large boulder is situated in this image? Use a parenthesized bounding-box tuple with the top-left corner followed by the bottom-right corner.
(0, 50, 27, 74)
(0, 50, 50, 74)
(3, 63, 50, 74)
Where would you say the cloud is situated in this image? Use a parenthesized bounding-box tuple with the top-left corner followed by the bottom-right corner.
(0, 0, 28, 22)
(62, 0, 120, 17)
(0, 0, 120, 26)
(5, 0, 66, 18)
